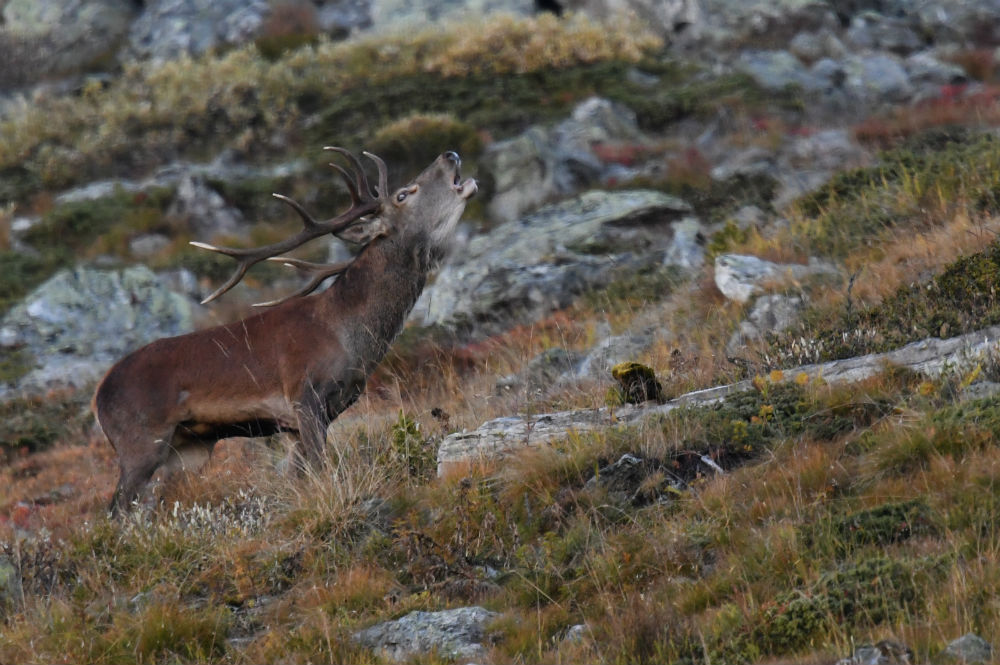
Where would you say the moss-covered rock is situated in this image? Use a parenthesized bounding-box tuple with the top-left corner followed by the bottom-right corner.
(611, 361, 664, 404)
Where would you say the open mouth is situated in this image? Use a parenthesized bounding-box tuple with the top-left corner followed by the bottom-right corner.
(454, 177, 478, 200)
(450, 160, 477, 199)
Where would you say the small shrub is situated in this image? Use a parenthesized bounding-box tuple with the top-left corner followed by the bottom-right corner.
(21, 189, 172, 262)
(389, 411, 436, 481)
(582, 265, 681, 315)
(706, 219, 750, 260)
(0, 393, 89, 454)
(873, 394, 1000, 474)
(0, 348, 34, 387)
(791, 129, 1000, 257)
(780, 238, 1000, 362)
(255, 1, 320, 60)
(0, 251, 61, 316)
(424, 13, 662, 77)
(666, 172, 777, 225)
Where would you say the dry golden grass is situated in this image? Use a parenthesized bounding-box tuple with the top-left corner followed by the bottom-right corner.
(0, 13, 662, 189)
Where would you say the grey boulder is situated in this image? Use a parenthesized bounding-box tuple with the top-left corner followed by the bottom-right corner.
(353, 606, 497, 662)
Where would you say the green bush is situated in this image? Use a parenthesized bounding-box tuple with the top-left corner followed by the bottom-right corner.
(800, 499, 936, 555)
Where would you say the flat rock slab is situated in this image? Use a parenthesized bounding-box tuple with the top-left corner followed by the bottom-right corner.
(438, 324, 1000, 474)
(353, 606, 498, 662)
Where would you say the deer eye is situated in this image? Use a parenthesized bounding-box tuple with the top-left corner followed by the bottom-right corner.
(396, 191, 408, 202)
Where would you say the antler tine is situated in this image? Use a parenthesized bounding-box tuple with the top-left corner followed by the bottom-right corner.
(271, 193, 321, 229)
(328, 163, 362, 204)
(252, 257, 353, 307)
(324, 146, 375, 200)
(363, 151, 389, 198)
(191, 248, 254, 305)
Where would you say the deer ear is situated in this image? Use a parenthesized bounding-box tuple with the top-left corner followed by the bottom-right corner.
(333, 215, 390, 245)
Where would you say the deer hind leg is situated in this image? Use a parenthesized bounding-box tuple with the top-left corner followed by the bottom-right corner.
(157, 433, 215, 498)
(110, 430, 215, 516)
(109, 426, 177, 516)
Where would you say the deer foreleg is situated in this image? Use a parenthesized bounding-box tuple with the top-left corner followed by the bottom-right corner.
(295, 385, 331, 469)
(294, 379, 365, 468)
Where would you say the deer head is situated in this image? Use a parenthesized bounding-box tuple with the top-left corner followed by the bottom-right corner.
(190, 148, 476, 306)
(94, 148, 476, 515)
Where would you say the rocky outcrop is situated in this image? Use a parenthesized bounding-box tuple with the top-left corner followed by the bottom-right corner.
(496, 347, 585, 395)
(914, 0, 1000, 48)
(481, 97, 647, 223)
(496, 329, 663, 398)
(0, 266, 194, 397)
(584, 453, 683, 504)
(574, 330, 657, 380)
(414, 189, 697, 334)
(837, 640, 913, 665)
(735, 46, 971, 114)
(167, 174, 245, 238)
(315, 0, 373, 36)
(438, 324, 1000, 473)
(559, 0, 702, 38)
(2, 0, 136, 74)
(371, 0, 532, 29)
(714, 254, 838, 304)
(938, 633, 993, 664)
(728, 293, 805, 352)
(708, 128, 871, 209)
(353, 606, 498, 662)
(126, 0, 270, 62)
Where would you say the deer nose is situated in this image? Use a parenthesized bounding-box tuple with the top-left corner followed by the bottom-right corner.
(443, 151, 461, 166)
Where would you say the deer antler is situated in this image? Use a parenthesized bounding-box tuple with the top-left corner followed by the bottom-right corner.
(191, 147, 388, 305)
(251, 257, 353, 307)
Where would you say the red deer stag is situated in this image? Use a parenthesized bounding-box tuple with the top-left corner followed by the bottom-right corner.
(94, 148, 476, 514)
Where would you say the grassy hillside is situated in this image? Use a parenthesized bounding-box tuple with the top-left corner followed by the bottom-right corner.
(3, 13, 1000, 665)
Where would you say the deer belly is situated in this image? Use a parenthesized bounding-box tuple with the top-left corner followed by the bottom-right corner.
(181, 393, 298, 430)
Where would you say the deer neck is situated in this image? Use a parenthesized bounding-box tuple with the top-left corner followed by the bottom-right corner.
(320, 232, 430, 368)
